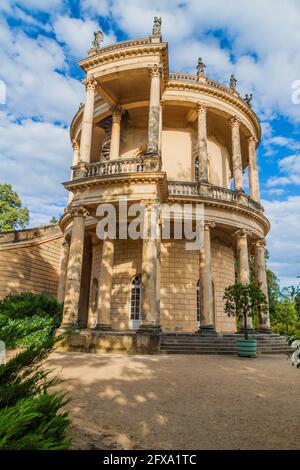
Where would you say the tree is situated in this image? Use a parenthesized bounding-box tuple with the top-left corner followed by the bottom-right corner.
(0, 184, 29, 232)
(223, 282, 268, 340)
(273, 299, 298, 335)
(49, 216, 59, 224)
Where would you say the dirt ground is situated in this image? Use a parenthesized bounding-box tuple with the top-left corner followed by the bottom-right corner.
(46, 352, 300, 450)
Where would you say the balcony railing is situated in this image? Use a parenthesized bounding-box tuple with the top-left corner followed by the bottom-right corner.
(167, 181, 263, 212)
(83, 157, 160, 178)
(72, 161, 263, 213)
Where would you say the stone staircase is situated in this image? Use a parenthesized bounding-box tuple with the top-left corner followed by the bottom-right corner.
(160, 333, 292, 355)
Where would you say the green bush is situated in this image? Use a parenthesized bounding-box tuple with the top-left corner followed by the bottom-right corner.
(0, 337, 71, 450)
(0, 392, 71, 450)
(0, 292, 62, 323)
(0, 292, 63, 348)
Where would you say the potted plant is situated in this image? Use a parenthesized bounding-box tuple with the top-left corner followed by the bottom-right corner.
(223, 283, 268, 357)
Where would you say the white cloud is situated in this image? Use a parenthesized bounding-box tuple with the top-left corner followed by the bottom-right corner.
(0, 17, 83, 122)
(54, 16, 116, 58)
(264, 196, 300, 287)
(0, 115, 71, 226)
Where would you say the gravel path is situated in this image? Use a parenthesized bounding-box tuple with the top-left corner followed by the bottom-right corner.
(47, 352, 300, 450)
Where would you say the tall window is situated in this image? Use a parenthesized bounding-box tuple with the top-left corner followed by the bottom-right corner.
(196, 280, 201, 324)
(194, 157, 199, 181)
(130, 275, 142, 323)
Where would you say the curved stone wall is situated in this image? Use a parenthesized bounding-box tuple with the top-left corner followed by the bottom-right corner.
(0, 225, 63, 299)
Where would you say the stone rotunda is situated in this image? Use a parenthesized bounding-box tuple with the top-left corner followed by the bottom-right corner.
(1, 19, 284, 354)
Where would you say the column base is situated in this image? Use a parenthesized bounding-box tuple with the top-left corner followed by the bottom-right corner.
(256, 328, 272, 335)
(95, 324, 112, 331)
(197, 325, 218, 336)
(237, 328, 254, 335)
(135, 324, 162, 354)
(59, 322, 78, 330)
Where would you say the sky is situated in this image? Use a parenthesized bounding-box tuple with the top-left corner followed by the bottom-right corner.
(0, 0, 300, 289)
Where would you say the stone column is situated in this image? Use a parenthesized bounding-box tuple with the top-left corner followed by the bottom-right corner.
(146, 64, 161, 156)
(158, 100, 164, 155)
(61, 207, 89, 327)
(197, 103, 209, 182)
(57, 238, 70, 303)
(248, 136, 260, 203)
(199, 222, 216, 335)
(254, 239, 271, 333)
(140, 204, 160, 329)
(230, 116, 244, 191)
(79, 77, 98, 163)
(68, 140, 80, 203)
(96, 238, 114, 330)
(110, 106, 122, 160)
(236, 229, 253, 330)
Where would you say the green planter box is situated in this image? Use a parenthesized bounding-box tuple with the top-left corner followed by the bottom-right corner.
(237, 339, 257, 358)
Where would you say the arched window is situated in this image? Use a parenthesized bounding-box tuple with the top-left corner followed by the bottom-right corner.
(129, 274, 142, 328)
(194, 157, 199, 181)
(196, 279, 201, 325)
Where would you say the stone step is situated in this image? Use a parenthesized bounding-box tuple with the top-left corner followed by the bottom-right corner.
(160, 334, 291, 355)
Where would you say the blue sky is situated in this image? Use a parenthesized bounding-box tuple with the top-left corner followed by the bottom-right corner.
(0, 0, 300, 288)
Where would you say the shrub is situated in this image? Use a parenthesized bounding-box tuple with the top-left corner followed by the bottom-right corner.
(0, 292, 63, 349)
(0, 392, 71, 450)
(0, 292, 62, 324)
(0, 337, 71, 450)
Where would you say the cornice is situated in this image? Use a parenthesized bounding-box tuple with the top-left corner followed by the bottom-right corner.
(166, 81, 261, 140)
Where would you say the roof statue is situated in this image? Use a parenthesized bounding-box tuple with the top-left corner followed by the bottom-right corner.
(152, 17, 162, 36)
(92, 30, 104, 50)
(244, 94, 253, 107)
(229, 74, 237, 91)
(197, 57, 206, 77)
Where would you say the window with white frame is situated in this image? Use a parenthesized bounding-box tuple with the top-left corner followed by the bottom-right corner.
(130, 275, 142, 321)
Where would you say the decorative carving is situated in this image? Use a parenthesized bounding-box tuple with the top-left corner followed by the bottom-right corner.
(248, 135, 257, 147)
(149, 64, 162, 78)
(196, 102, 208, 114)
(111, 105, 123, 121)
(152, 17, 162, 36)
(92, 30, 104, 50)
(229, 115, 241, 128)
(234, 228, 252, 239)
(229, 74, 237, 91)
(83, 77, 98, 92)
(244, 94, 253, 107)
(204, 221, 216, 231)
(72, 140, 80, 151)
(197, 58, 206, 77)
(69, 206, 89, 219)
(255, 238, 266, 249)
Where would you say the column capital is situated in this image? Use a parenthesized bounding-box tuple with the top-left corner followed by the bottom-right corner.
(72, 139, 80, 151)
(204, 221, 216, 231)
(234, 228, 252, 239)
(229, 115, 241, 128)
(255, 238, 266, 248)
(149, 63, 162, 78)
(83, 77, 98, 92)
(69, 206, 89, 219)
(196, 102, 208, 114)
(111, 105, 123, 116)
(160, 99, 165, 110)
(248, 135, 258, 146)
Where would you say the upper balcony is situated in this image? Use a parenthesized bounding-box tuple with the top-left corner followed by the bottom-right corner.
(64, 19, 266, 230)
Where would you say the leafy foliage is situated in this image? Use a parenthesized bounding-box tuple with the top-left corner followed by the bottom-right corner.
(0, 338, 71, 450)
(0, 184, 29, 232)
(224, 282, 268, 339)
(0, 293, 63, 348)
(0, 292, 62, 322)
(0, 392, 71, 450)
